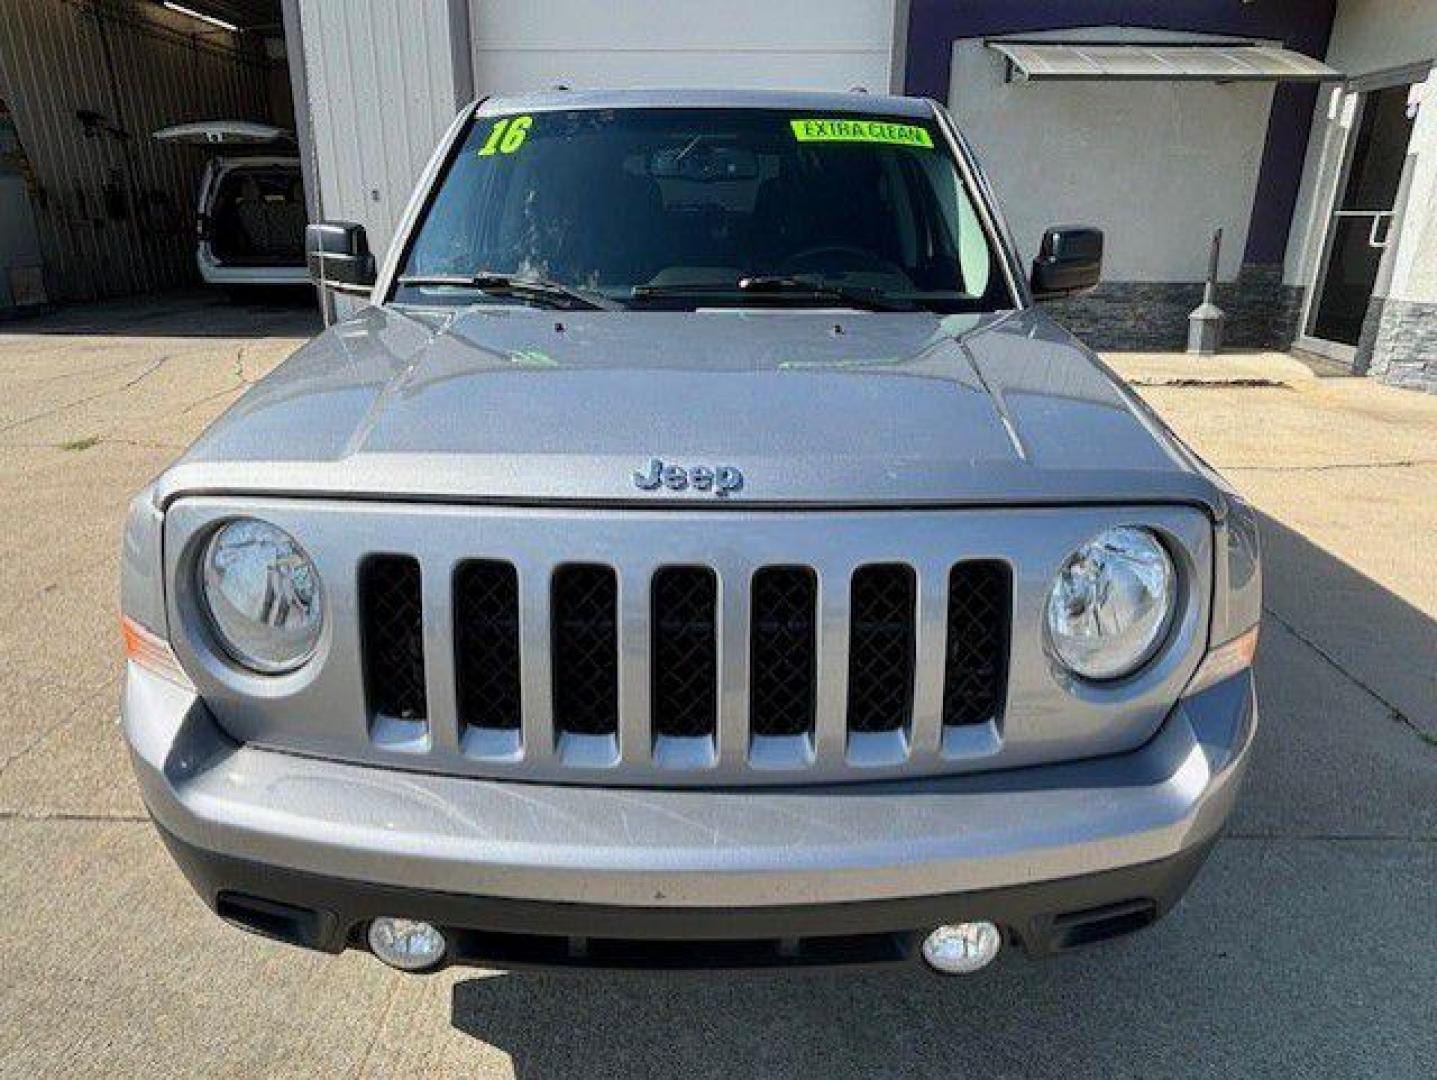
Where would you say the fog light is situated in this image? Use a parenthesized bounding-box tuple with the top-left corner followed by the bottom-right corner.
(367, 917, 447, 971)
(922, 921, 1002, 974)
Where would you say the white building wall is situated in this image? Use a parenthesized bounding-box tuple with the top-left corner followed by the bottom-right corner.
(948, 27, 1275, 284)
(1389, 83, 1436, 305)
(1316, 0, 1437, 77)
(468, 0, 898, 96)
(295, 0, 464, 260)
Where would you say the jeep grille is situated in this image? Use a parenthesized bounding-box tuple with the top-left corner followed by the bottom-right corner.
(357, 554, 1009, 770)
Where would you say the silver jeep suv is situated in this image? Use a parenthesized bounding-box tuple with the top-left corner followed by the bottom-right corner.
(122, 89, 1260, 975)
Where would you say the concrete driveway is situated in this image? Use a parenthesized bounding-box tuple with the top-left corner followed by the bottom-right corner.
(1, 296, 1433, 1079)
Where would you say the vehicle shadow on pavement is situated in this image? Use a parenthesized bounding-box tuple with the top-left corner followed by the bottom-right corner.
(1250, 512, 1434, 743)
(0, 287, 321, 338)
(448, 512, 1436, 1080)
(449, 959, 1189, 1080)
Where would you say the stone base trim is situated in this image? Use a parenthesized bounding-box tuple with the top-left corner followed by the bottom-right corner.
(1043, 264, 1303, 351)
(1368, 299, 1437, 394)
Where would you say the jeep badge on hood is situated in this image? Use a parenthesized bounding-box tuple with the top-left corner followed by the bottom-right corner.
(633, 458, 744, 496)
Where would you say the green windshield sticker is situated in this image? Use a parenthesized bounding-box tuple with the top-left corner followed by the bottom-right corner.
(477, 114, 533, 156)
(789, 118, 933, 148)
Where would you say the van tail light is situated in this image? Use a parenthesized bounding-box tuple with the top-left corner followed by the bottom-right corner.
(122, 616, 194, 690)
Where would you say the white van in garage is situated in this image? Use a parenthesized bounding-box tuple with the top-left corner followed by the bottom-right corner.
(153, 121, 308, 289)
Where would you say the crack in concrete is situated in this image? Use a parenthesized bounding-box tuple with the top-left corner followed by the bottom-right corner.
(0, 437, 185, 451)
(0, 809, 148, 823)
(179, 344, 259, 415)
(5, 355, 158, 389)
(355, 973, 407, 1079)
(0, 354, 171, 436)
(233, 343, 254, 386)
(179, 382, 247, 415)
(1225, 831, 1437, 843)
(1264, 605, 1436, 748)
(1226, 458, 1437, 473)
(1129, 377, 1292, 390)
(0, 675, 122, 776)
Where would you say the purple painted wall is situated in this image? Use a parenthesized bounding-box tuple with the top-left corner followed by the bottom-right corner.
(904, 0, 1338, 264)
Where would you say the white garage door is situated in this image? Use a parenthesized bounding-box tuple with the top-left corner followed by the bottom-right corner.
(470, 0, 898, 96)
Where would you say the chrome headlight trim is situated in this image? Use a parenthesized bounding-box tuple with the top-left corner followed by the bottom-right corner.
(199, 517, 325, 674)
(1045, 525, 1177, 682)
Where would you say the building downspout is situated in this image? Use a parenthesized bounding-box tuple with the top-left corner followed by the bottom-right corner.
(888, 0, 911, 95)
(448, 0, 475, 109)
(280, 0, 332, 324)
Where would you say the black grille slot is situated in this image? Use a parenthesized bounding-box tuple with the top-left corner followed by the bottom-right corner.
(750, 567, 817, 738)
(454, 561, 521, 731)
(651, 567, 718, 740)
(847, 564, 916, 734)
(359, 555, 426, 721)
(551, 564, 619, 736)
(942, 561, 1011, 727)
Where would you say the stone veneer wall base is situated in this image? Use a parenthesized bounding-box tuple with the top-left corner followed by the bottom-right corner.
(1367, 299, 1437, 393)
(1043, 263, 1302, 352)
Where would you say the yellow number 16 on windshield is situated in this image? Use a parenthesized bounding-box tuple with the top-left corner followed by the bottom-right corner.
(478, 115, 532, 156)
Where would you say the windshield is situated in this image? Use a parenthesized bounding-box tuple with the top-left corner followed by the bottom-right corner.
(394, 108, 1012, 312)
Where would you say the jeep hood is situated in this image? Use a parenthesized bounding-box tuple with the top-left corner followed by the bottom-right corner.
(158, 305, 1219, 509)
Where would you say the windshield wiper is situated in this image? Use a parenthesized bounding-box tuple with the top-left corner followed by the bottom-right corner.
(397, 272, 620, 310)
(631, 274, 918, 311)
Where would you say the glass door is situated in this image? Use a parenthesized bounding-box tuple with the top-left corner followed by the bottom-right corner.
(1306, 83, 1417, 352)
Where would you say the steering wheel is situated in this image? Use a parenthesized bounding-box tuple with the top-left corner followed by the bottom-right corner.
(782, 243, 903, 277)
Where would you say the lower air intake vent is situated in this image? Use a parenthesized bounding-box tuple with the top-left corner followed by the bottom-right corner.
(359, 555, 426, 721)
(942, 561, 1011, 727)
(651, 567, 718, 739)
(454, 560, 521, 731)
(551, 564, 619, 736)
(750, 566, 817, 738)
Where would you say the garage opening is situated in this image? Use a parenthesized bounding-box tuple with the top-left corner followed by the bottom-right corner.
(0, 0, 303, 308)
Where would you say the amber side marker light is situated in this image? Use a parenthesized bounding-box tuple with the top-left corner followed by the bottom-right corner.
(1183, 626, 1259, 698)
(121, 615, 195, 690)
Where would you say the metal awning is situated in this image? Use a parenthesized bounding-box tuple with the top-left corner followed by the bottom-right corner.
(987, 40, 1343, 83)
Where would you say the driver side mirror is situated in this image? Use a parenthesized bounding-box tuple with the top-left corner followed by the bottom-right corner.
(306, 221, 376, 295)
(1030, 226, 1102, 300)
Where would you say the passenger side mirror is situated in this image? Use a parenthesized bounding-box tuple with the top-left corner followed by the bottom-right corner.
(306, 221, 376, 295)
(1030, 226, 1102, 300)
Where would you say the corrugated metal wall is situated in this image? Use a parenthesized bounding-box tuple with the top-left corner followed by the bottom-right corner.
(0, 0, 275, 301)
(295, 0, 461, 261)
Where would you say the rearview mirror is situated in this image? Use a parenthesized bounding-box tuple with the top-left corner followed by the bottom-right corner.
(306, 221, 376, 295)
(649, 145, 759, 181)
(1030, 226, 1102, 300)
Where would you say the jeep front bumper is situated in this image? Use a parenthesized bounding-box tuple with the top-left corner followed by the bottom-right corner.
(124, 665, 1254, 969)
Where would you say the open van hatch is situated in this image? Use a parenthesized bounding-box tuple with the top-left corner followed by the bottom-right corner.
(153, 120, 308, 287)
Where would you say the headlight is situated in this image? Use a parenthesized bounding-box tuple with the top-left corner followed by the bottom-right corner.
(201, 518, 323, 673)
(1046, 526, 1175, 681)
